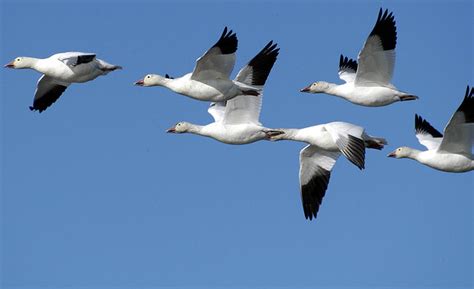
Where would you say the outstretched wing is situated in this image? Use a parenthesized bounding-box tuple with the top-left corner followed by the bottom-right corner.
(57, 52, 96, 67)
(207, 101, 226, 123)
(30, 75, 70, 113)
(324, 122, 366, 170)
(338, 54, 358, 83)
(414, 114, 443, 150)
(191, 27, 237, 81)
(222, 41, 279, 125)
(438, 85, 474, 154)
(299, 145, 341, 220)
(355, 8, 397, 87)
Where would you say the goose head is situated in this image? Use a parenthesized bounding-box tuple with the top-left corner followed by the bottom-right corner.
(166, 122, 191, 134)
(4, 57, 32, 69)
(387, 147, 411, 159)
(300, 81, 330, 93)
(134, 74, 166, 87)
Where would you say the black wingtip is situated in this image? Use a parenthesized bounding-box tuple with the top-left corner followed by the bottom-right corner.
(301, 168, 331, 221)
(341, 135, 366, 170)
(464, 85, 473, 98)
(213, 26, 238, 54)
(415, 114, 443, 137)
(31, 85, 67, 113)
(339, 54, 358, 72)
(29, 105, 44, 113)
(369, 8, 397, 51)
(458, 85, 474, 123)
(245, 40, 280, 86)
(73, 54, 96, 66)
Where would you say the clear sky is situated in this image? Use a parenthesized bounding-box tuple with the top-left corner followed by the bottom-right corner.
(1, 0, 473, 288)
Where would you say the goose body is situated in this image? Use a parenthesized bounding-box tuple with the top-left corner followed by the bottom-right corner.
(146, 72, 249, 102)
(388, 86, 474, 173)
(5, 52, 121, 112)
(171, 122, 268, 145)
(278, 125, 342, 152)
(322, 82, 413, 107)
(301, 9, 417, 107)
(406, 150, 474, 173)
(167, 41, 280, 144)
(135, 27, 260, 102)
(268, 122, 387, 220)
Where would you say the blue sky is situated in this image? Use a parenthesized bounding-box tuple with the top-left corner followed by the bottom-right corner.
(1, 0, 472, 288)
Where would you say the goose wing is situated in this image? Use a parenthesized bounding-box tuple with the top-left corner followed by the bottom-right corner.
(222, 41, 279, 125)
(30, 75, 70, 113)
(299, 145, 341, 220)
(354, 8, 397, 87)
(191, 27, 237, 81)
(414, 114, 443, 150)
(338, 54, 358, 83)
(324, 122, 366, 170)
(438, 86, 474, 154)
(57, 52, 97, 67)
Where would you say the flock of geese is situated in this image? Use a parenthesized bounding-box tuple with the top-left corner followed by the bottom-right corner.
(5, 8, 473, 220)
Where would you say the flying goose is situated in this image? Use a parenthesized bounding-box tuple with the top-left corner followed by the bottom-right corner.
(4, 52, 121, 112)
(267, 122, 387, 220)
(135, 27, 261, 102)
(388, 86, 474, 172)
(301, 8, 417, 107)
(166, 41, 281, 144)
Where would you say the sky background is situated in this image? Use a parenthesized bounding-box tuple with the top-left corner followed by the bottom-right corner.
(1, 0, 473, 288)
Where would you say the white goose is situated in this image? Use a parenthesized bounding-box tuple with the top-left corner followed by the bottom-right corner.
(166, 41, 280, 144)
(135, 27, 260, 102)
(267, 123, 387, 220)
(4, 52, 121, 112)
(388, 86, 474, 172)
(301, 8, 417, 107)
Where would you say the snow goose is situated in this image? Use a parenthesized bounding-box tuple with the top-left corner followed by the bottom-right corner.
(266, 123, 387, 220)
(134, 27, 261, 102)
(4, 52, 121, 112)
(166, 41, 281, 144)
(300, 8, 417, 107)
(388, 86, 474, 172)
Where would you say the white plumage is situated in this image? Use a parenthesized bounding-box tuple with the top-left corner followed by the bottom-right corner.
(135, 27, 261, 102)
(5, 52, 121, 112)
(300, 8, 417, 107)
(388, 86, 474, 173)
(166, 41, 280, 145)
(267, 122, 387, 220)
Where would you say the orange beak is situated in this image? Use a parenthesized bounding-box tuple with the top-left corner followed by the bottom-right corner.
(300, 86, 311, 92)
(4, 61, 15, 68)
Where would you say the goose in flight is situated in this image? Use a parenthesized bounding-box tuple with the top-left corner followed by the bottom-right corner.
(166, 41, 281, 144)
(4, 52, 121, 112)
(135, 27, 261, 102)
(388, 86, 474, 172)
(301, 8, 417, 107)
(267, 122, 387, 220)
